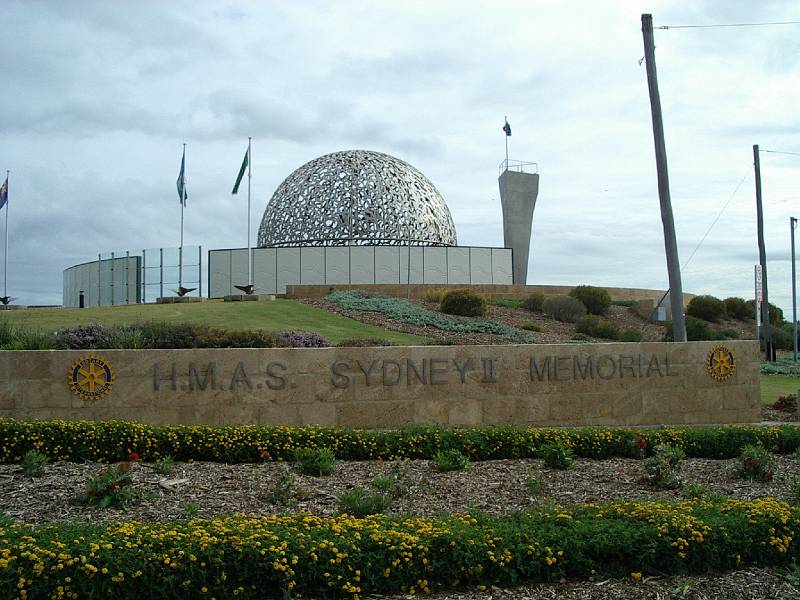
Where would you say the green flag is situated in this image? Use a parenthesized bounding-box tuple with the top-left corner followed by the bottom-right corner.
(232, 148, 249, 194)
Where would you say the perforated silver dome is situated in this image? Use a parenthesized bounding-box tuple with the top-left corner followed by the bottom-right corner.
(257, 150, 457, 247)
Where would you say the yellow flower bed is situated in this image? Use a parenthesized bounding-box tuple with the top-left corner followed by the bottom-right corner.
(1, 419, 798, 464)
(1, 498, 798, 599)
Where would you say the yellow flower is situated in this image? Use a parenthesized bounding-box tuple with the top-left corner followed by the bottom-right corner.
(631, 572, 642, 582)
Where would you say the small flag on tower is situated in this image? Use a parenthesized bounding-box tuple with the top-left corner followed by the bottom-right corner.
(502, 120, 512, 136)
(232, 146, 250, 195)
(176, 148, 188, 206)
(0, 176, 7, 209)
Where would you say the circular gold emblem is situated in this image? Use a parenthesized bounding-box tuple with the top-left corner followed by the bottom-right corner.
(706, 344, 736, 382)
(68, 354, 115, 402)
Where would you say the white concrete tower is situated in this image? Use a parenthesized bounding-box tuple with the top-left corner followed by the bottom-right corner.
(498, 161, 539, 284)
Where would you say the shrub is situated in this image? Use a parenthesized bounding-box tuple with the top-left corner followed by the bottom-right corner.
(53, 323, 112, 349)
(621, 329, 643, 342)
(569, 285, 611, 316)
(686, 295, 726, 322)
(133, 321, 201, 349)
(265, 465, 302, 507)
(746, 300, 785, 325)
(644, 444, 685, 489)
(543, 295, 586, 323)
(681, 482, 707, 499)
(524, 471, 543, 496)
(663, 316, 719, 342)
(432, 449, 470, 472)
(724, 297, 751, 320)
(738, 444, 777, 482)
(575, 315, 620, 340)
(538, 443, 574, 470)
(335, 486, 393, 517)
(294, 447, 336, 476)
(524, 293, 546, 312)
(422, 288, 448, 303)
(180, 500, 200, 519)
(488, 298, 525, 309)
(336, 338, 395, 347)
(569, 333, 592, 342)
(521, 322, 542, 332)
(612, 299, 639, 307)
(275, 331, 329, 348)
(439, 289, 487, 317)
(71, 463, 149, 509)
(152, 455, 174, 476)
(20, 450, 48, 477)
(197, 328, 275, 348)
(718, 328, 739, 339)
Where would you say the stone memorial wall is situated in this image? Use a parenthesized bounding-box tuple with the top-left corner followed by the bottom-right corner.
(0, 340, 760, 427)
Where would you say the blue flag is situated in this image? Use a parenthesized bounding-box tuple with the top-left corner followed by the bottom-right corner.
(502, 120, 512, 136)
(0, 177, 7, 209)
(176, 149, 187, 206)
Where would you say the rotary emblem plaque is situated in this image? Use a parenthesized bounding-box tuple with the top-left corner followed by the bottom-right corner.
(68, 354, 115, 402)
(706, 344, 736, 382)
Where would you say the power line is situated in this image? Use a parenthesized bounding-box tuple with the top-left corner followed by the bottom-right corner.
(762, 149, 800, 157)
(658, 21, 800, 30)
(681, 164, 754, 270)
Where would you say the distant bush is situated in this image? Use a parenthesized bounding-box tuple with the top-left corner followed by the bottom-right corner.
(718, 328, 739, 340)
(488, 298, 525, 309)
(569, 285, 611, 316)
(196, 328, 275, 348)
(275, 331, 329, 348)
(53, 323, 112, 349)
(439, 289, 487, 317)
(724, 297, 751, 320)
(422, 288, 448, 303)
(568, 334, 592, 343)
(611, 299, 639, 307)
(663, 315, 721, 341)
(521, 322, 542, 332)
(746, 300, 784, 325)
(575, 315, 620, 340)
(336, 338, 395, 347)
(686, 295, 726, 322)
(621, 329, 643, 342)
(543, 295, 586, 323)
(524, 293, 546, 312)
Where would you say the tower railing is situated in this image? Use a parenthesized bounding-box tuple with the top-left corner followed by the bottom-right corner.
(498, 159, 538, 176)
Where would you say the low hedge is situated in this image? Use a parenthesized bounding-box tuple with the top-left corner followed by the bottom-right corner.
(2, 420, 800, 464)
(1, 498, 798, 598)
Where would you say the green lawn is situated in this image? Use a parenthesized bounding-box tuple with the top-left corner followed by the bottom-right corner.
(0, 299, 429, 346)
(760, 374, 800, 405)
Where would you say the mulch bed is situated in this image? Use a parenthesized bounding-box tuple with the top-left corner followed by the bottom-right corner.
(3, 455, 799, 526)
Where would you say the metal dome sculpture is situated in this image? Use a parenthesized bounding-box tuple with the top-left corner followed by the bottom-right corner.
(257, 150, 457, 247)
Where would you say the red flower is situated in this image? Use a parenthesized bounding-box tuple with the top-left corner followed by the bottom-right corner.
(765, 472, 773, 482)
(129, 452, 139, 462)
(259, 450, 270, 460)
(638, 436, 648, 450)
(110, 483, 120, 490)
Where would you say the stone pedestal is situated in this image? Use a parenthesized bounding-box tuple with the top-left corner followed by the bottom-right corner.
(499, 170, 539, 284)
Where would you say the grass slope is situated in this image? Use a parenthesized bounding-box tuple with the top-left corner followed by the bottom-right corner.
(0, 299, 428, 345)
(761, 374, 800, 405)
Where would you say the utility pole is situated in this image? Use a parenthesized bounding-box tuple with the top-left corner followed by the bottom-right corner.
(641, 14, 686, 342)
(754, 144, 772, 360)
(791, 217, 797, 362)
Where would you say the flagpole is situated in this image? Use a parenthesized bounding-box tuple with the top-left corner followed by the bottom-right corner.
(247, 137, 252, 286)
(179, 143, 185, 290)
(504, 116, 509, 167)
(3, 170, 8, 299)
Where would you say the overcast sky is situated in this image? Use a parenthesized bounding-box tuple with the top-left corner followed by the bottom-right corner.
(1, 0, 799, 315)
